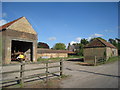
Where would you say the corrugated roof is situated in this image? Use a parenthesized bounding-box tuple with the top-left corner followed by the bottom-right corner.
(84, 38, 116, 48)
(37, 48, 75, 54)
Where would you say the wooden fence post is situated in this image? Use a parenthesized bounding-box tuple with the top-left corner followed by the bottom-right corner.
(20, 62, 25, 87)
(94, 56, 97, 66)
(60, 59, 63, 76)
(46, 60, 48, 83)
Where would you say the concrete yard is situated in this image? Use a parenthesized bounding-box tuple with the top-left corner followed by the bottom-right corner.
(60, 60, 119, 88)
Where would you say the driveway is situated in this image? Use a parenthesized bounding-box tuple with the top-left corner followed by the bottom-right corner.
(60, 60, 119, 88)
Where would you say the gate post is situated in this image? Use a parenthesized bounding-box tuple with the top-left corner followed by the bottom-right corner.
(46, 60, 48, 83)
(94, 56, 97, 66)
(20, 61, 25, 87)
(60, 59, 63, 76)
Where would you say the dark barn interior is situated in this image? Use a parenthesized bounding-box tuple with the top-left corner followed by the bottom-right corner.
(11, 40, 33, 62)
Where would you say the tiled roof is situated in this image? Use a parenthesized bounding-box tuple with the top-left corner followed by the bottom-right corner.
(0, 17, 23, 30)
(84, 38, 116, 48)
(0, 16, 37, 35)
(37, 48, 75, 54)
(38, 42, 49, 49)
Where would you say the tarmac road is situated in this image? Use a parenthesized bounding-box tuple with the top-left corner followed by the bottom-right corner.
(60, 60, 119, 88)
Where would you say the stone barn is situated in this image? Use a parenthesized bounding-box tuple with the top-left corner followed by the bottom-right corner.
(0, 17, 37, 64)
(83, 38, 118, 63)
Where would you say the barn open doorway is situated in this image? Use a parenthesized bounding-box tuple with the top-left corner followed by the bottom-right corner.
(11, 40, 33, 62)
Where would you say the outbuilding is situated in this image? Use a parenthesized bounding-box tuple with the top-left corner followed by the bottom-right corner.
(37, 48, 74, 59)
(83, 38, 118, 63)
(0, 17, 38, 64)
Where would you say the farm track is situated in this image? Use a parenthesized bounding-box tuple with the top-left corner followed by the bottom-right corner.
(60, 60, 119, 88)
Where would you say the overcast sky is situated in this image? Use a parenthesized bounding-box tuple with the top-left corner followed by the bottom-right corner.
(1, 2, 118, 48)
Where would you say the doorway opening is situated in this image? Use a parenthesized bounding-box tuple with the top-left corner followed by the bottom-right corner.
(11, 40, 33, 62)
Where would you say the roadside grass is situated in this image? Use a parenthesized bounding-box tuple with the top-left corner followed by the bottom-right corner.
(96, 56, 120, 66)
(37, 57, 63, 62)
(105, 56, 120, 63)
(59, 74, 71, 79)
(37, 55, 84, 62)
(76, 56, 120, 66)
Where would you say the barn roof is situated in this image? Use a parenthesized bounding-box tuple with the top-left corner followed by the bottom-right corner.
(84, 38, 116, 48)
(0, 17, 37, 35)
(38, 42, 50, 49)
(37, 48, 75, 54)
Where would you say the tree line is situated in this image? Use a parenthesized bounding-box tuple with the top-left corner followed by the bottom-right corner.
(37, 37, 120, 56)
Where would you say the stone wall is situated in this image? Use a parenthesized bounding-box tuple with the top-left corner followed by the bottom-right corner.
(2, 30, 37, 64)
(83, 47, 106, 63)
(84, 47, 118, 63)
(37, 53, 68, 59)
(106, 47, 118, 60)
(7, 17, 37, 35)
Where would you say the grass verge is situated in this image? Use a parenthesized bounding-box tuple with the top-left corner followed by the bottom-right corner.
(37, 55, 84, 62)
(105, 56, 120, 63)
(96, 56, 120, 65)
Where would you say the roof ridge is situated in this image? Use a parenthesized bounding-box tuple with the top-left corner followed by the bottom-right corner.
(84, 38, 116, 48)
(96, 38, 116, 48)
(96, 38, 107, 47)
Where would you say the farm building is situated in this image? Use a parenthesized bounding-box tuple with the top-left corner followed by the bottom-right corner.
(37, 48, 74, 58)
(37, 42, 50, 49)
(83, 38, 118, 63)
(0, 17, 38, 64)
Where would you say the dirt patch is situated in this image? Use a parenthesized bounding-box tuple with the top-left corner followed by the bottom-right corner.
(23, 75, 70, 88)
(76, 62, 94, 66)
(24, 78, 61, 88)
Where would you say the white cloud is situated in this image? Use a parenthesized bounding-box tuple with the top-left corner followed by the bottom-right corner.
(70, 37, 81, 45)
(87, 33, 103, 41)
(69, 33, 103, 45)
(91, 33, 103, 37)
(0, 19, 8, 26)
(65, 43, 69, 49)
(87, 37, 92, 41)
(75, 37, 81, 42)
(48, 37, 56, 41)
(70, 41, 77, 45)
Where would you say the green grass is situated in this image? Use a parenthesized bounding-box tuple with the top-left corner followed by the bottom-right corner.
(105, 56, 120, 63)
(67, 55, 84, 59)
(59, 74, 71, 79)
(96, 56, 120, 65)
(37, 55, 84, 62)
(37, 57, 63, 62)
